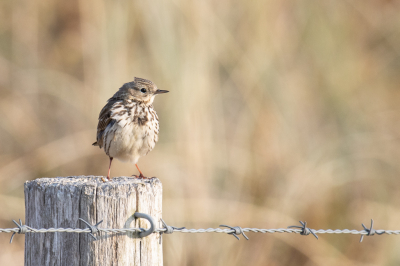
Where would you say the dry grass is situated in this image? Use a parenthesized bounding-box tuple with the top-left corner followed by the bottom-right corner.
(1, 0, 400, 265)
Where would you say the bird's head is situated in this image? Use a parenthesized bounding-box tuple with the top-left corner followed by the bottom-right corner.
(121, 77, 168, 105)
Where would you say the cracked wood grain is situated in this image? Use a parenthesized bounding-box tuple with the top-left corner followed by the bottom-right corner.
(24, 176, 162, 266)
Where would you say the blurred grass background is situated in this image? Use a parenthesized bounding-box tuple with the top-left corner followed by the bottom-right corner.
(1, 0, 400, 265)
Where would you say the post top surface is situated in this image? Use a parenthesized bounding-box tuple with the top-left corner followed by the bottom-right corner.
(25, 176, 161, 187)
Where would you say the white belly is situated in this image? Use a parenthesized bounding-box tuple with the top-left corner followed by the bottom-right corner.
(102, 103, 159, 164)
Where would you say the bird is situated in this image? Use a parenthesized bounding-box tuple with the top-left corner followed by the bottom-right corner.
(93, 77, 168, 182)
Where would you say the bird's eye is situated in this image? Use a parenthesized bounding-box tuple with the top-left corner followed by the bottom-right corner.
(140, 88, 147, 93)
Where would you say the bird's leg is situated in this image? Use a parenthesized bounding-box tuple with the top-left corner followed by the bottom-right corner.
(133, 164, 147, 179)
(107, 157, 114, 179)
(102, 157, 113, 182)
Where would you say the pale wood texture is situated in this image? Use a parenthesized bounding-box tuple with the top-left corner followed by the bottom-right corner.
(24, 176, 162, 266)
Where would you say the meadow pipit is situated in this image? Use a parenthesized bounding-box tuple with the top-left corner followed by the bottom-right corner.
(93, 77, 168, 181)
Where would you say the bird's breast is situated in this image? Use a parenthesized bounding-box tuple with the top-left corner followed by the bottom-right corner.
(104, 102, 159, 162)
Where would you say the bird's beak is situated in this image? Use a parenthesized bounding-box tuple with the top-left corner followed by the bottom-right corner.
(154, 89, 169, 94)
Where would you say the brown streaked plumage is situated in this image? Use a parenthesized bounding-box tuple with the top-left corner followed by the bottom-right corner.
(93, 77, 168, 181)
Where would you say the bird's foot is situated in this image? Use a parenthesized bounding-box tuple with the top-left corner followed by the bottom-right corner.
(132, 173, 148, 179)
(101, 176, 111, 182)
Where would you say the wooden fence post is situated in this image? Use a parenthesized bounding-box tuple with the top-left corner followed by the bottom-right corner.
(24, 176, 163, 266)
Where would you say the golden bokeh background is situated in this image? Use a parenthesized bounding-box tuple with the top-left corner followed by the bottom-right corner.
(1, 0, 400, 265)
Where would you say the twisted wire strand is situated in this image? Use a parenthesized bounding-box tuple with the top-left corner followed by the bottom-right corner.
(2, 214, 392, 243)
(2, 226, 399, 235)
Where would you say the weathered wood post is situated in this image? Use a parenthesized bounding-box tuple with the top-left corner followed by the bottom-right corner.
(24, 176, 162, 266)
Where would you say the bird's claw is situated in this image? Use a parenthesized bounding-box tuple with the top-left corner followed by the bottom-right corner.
(101, 177, 110, 182)
(132, 174, 148, 179)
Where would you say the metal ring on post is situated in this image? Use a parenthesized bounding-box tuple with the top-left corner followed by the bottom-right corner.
(134, 212, 156, 238)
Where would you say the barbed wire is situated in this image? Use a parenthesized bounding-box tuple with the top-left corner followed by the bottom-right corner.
(2, 213, 398, 244)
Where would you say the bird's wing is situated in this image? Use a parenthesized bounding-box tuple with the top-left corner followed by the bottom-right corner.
(94, 98, 119, 148)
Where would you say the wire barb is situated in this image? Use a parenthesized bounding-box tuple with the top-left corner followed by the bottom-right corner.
(9, 219, 29, 244)
(160, 218, 185, 234)
(359, 219, 384, 242)
(78, 218, 103, 240)
(288, 221, 318, 239)
(220, 225, 249, 240)
(159, 218, 186, 244)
